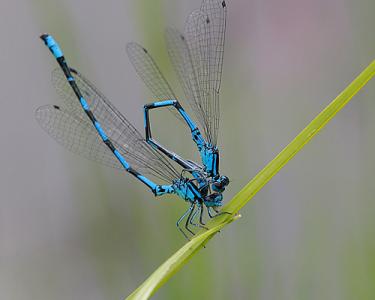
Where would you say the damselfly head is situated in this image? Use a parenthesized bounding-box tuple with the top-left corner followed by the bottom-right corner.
(211, 175, 229, 192)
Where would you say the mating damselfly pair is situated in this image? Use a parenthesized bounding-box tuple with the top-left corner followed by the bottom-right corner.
(37, 0, 230, 239)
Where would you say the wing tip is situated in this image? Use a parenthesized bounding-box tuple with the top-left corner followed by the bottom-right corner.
(126, 42, 148, 55)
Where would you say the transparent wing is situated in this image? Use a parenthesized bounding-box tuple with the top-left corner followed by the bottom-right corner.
(166, 0, 226, 146)
(165, 26, 210, 141)
(200, 0, 226, 93)
(36, 68, 181, 183)
(36, 104, 125, 169)
(126, 42, 184, 122)
(165, 28, 191, 104)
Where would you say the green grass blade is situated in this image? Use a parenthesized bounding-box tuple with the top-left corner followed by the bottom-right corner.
(126, 214, 240, 300)
(126, 60, 375, 300)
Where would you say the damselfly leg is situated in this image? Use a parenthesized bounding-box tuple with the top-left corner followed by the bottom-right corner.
(199, 205, 206, 226)
(176, 204, 195, 240)
(185, 203, 197, 236)
(189, 207, 199, 226)
(189, 204, 208, 230)
(207, 207, 231, 218)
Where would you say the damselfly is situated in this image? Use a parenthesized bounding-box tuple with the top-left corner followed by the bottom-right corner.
(36, 0, 229, 239)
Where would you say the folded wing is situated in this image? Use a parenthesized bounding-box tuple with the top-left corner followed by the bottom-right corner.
(36, 68, 181, 183)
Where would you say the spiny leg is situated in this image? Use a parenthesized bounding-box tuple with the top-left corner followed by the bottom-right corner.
(176, 204, 195, 240)
(207, 206, 232, 218)
(196, 204, 208, 230)
(213, 206, 232, 217)
(185, 203, 197, 236)
(208, 207, 215, 218)
(189, 204, 208, 230)
(199, 205, 206, 226)
(189, 207, 199, 226)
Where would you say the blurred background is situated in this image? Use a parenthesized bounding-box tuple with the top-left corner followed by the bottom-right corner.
(1, 0, 375, 299)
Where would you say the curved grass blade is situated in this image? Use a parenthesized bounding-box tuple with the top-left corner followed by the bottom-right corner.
(126, 213, 240, 300)
(126, 60, 375, 300)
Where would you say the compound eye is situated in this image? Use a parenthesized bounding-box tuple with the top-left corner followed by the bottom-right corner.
(221, 176, 229, 186)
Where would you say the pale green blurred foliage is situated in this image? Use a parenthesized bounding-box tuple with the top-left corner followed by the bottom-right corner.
(1, 0, 375, 299)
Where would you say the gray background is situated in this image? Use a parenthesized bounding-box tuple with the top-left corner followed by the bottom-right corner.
(1, 0, 375, 299)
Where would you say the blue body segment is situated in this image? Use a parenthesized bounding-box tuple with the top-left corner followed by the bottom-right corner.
(113, 150, 130, 170)
(178, 109, 199, 135)
(155, 185, 175, 196)
(152, 100, 175, 107)
(200, 146, 219, 177)
(173, 180, 200, 203)
(79, 97, 90, 111)
(94, 121, 108, 141)
(41, 34, 63, 58)
(136, 175, 158, 191)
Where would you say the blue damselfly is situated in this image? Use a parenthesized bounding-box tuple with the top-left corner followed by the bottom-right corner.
(37, 0, 229, 239)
